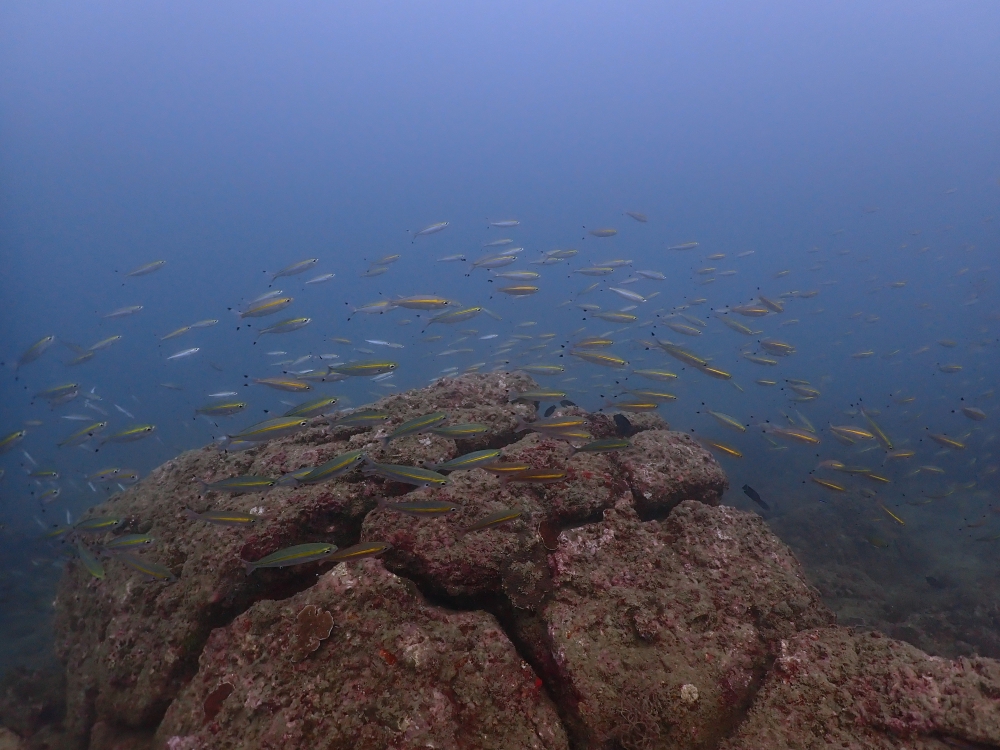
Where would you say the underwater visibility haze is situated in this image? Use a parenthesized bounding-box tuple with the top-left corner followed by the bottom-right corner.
(2, 0, 1000, 746)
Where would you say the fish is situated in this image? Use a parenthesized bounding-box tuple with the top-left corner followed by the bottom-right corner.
(667, 242, 699, 251)
(381, 412, 448, 445)
(829, 425, 874, 441)
(702, 440, 743, 458)
(184, 509, 261, 527)
(812, 478, 846, 491)
(625, 211, 648, 222)
(636, 270, 665, 280)
(126, 260, 166, 277)
(74, 516, 124, 533)
(505, 468, 567, 484)
(574, 266, 616, 276)
(927, 433, 965, 450)
(376, 499, 459, 516)
(329, 542, 392, 562)
(427, 307, 484, 325)
(362, 461, 449, 487)
(428, 449, 503, 472)
(609, 287, 646, 303)
(227, 417, 309, 442)
(708, 411, 746, 432)
(58, 422, 107, 448)
(412, 221, 450, 239)
(961, 406, 987, 421)
(510, 390, 568, 402)
(0, 430, 28, 454)
(760, 424, 821, 445)
(191, 319, 219, 328)
(489, 219, 520, 227)
(195, 402, 248, 417)
(329, 360, 399, 377)
(461, 508, 523, 535)
(102, 424, 156, 444)
(429, 423, 490, 438)
(632, 369, 678, 382)
(271, 258, 318, 281)
(282, 396, 339, 418)
(200, 475, 277, 494)
(76, 543, 105, 579)
(879, 505, 906, 525)
(252, 377, 313, 392)
(519, 364, 565, 375)
(573, 438, 630, 454)
(498, 285, 539, 296)
(493, 270, 541, 281)
(394, 295, 454, 310)
(258, 317, 311, 335)
(569, 350, 628, 368)
(588, 228, 618, 237)
(860, 407, 893, 450)
(297, 451, 366, 484)
(87, 335, 123, 352)
(114, 554, 176, 581)
(167, 347, 200, 361)
(305, 273, 335, 285)
(330, 409, 390, 427)
(161, 326, 192, 341)
(102, 534, 155, 552)
(103, 305, 143, 319)
(244, 543, 337, 574)
(240, 297, 293, 318)
(742, 484, 770, 510)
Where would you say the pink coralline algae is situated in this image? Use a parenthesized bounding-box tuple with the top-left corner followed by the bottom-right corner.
(18, 373, 998, 749)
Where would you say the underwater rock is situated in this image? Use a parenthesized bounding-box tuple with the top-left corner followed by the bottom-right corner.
(509, 500, 835, 749)
(617, 429, 728, 515)
(720, 625, 1000, 749)
(154, 558, 569, 750)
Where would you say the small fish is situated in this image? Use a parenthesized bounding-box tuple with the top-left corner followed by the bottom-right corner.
(297, 451, 366, 484)
(244, 543, 337, 574)
(879, 505, 906, 526)
(377, 499, 459, 516)
(328, 360, 398, 377)
(569, 350, 628, 368)
(103, 305, 143, 319)
(329, 541, 392, 562)
(394, 295, 454, 310)
(498, 285, 539, 296)
(505, 468, 567, 484)
(742, 484, 770, 510)
(76, 543, 105, 579)
(102, 424, 156, 443)
(228, 417, 309, 442)
(283, 396, 339, 418)
(428, 449, 503, 472)
(58, 422, 107, 448)
(927, 433, 965, 450)
(195, 401, 248, 417)
(412, 221, 450, 240)
(115, 554, 177, 581)
(200, 475, 277, 494)
(241, 297, 294, 318)
(588, 228, 618, 238)
(184, 509, 260, 527)
(510, 390, 567, 403)
(167, 347, 200, 361)
(381, 412, 448, 445)
(252, 377, 313, 392)
(428, 307, 483, 325)
(489, 219, 520, 227)
(191, 319, 219, 328)
(461, 507, 523, 535)
(161, 326, 192, 341)
(961, 406, 987, 421)
(363, 461, 449, 487)
(103, 534, 155, 552)
(258, 317, 311, 336)
(625, 211, 648, 222)
(126, 260, 166, 277)
(429, 423, 489, 439)
(305, 273, 335, 285)
(330, 409, 390, 427)
(573, 438, 630, 454)
(271, 258, 318, 281)
(75, 516, 124, 533)
(437, 254, 467, 262)
(708, 411, 746, 433)
(1, 430, 28, 453)
(87, 335, 123, 352)
(667, 242, 699, 251)
(702, 440, 742, 458)
(812, 478, 846, 492)
(519, 364, 565, 375)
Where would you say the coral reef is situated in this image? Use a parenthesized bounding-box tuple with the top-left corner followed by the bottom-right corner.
(0, 373, 995, 749)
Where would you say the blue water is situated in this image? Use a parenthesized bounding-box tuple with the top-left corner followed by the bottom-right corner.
(2, 1, 999, 671)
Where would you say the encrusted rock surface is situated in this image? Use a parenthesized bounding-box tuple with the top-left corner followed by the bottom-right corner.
(721, 625, 1000, 749)
(514, 501, 835, 749)
(155, 559, 569, 749)
(32, 372, 1000, 750)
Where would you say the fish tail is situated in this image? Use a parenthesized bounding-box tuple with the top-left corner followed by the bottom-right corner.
(182, 509, 201, 522)
(243, 560, 256, 575)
